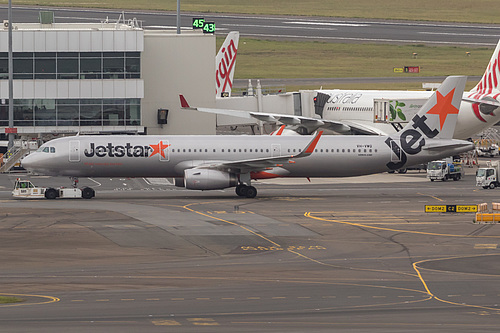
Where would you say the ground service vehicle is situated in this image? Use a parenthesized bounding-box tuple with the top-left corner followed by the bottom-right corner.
(476, 161, 500, 189)
(427, 158, 463, 181)
(12, 178, 95, 199)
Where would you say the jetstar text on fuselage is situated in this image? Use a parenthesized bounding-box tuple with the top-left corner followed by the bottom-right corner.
(83, 142, 169, 158)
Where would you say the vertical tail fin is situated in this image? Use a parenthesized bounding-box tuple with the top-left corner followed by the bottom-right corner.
(216, 31, 239, 98)
(470, 39, 500, 95)
(399, 76, 466, 140)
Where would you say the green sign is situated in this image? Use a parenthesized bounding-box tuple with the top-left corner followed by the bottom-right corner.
(192, 18, 215, 33)
(192, 18, 205, 29)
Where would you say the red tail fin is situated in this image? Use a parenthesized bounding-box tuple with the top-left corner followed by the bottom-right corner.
(179, 95, 190, 108)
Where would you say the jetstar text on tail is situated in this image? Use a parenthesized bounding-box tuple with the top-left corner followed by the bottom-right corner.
(83, 142, 170, 158)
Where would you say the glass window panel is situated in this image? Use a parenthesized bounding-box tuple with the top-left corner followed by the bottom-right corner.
(80, 58, 101, 72)
(125, 57, 140, 73)
(103, 103, 124, 126)
(80, 103, 102, 126)
(125, 100, 141, 125)
(13, 58, 33, 73)
(35, 52, 56, 58)
(14, 52, 33, 58)
(0, 58, 7, 79)
(80, 52, 101, 58)
(35, 59, 56, 74)
(125, 52, 140, 58)
(103, 52, 122, 58)
(57, 58, 78, 73)
(103, 57, 124, 79)
(14, 103, 34, 127)
(57, 52, 78, 58)
(34, 99, 56, 126)
(57, 104, 79, 126)
(0, 104, 7, 126)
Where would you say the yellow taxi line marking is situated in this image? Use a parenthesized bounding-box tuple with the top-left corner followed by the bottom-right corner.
(121, 299, 135, 301)
(171, 298, 184, 301)
(146, 298, 160, 301)
(372, 296, 386, 298)
(221, 298, 235, 300)
(152, 320, 181, 326)
(71, 300, 84, 302)
(272, 297, 286, 299)
(196, 298, 210, 300)
(96, 299, 109, 302)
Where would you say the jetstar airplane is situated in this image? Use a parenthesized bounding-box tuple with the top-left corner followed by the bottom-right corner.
(22, 76, 473, 199)
(216, 31, 239, 98)
(201, 39, 500, 139)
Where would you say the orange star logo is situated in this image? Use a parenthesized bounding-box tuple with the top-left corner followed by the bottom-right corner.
(149, 141, 170, 158)
(426, 88, 459, 130)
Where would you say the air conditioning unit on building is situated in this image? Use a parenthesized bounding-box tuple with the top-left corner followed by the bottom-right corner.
(3, 20, 9, 29)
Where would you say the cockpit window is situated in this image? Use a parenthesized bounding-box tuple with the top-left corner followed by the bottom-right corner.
(37, 146, 55, 153)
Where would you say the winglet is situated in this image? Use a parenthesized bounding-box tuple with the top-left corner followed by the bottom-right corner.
(179, 95, 191, 109)
(294, 131, 323, 158)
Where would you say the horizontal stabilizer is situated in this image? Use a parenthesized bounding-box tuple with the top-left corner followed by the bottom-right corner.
(462, 97, 500, 107)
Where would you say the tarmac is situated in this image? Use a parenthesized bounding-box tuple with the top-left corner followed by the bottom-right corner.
(0, 166, 499, 332)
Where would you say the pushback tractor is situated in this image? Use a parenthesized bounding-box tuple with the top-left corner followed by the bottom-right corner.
(12, 178, 95, 199)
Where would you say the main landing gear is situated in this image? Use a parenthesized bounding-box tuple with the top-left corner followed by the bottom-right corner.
(235, 184, 257, 198)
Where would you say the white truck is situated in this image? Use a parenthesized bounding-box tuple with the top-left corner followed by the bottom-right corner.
(476, 161, 500, 189)
(426, 158, 463, 181)
(12, 178, 95, 199)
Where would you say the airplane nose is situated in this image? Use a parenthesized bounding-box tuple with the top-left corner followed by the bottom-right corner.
(21, 153, 35, 170)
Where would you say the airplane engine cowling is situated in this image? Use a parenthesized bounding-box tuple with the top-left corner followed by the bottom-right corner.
(174, 177, 185, 188)
(184, 169, 238, 190)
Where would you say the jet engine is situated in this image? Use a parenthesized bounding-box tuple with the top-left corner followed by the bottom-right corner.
(184, 169, 238, 190)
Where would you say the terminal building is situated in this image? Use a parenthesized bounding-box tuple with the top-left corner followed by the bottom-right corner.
(0, 14, 216, 143)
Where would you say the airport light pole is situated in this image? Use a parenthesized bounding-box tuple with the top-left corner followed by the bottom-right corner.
(176, 0, 181, 34)
(7, 0, 13, 150)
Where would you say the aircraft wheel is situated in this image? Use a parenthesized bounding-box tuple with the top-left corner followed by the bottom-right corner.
(235, 185, 246, 197)
(430, 179, 434, 182)
(483, 186, 489, 189)
(489, 183, 496, 189)
(245, 186, 257, 198)
(81, 187, 95, 199)
(45, 188, 57, 200)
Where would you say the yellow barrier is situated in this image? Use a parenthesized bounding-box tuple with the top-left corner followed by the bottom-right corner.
(492, 202, 500, 211)
(474, 213, 500, 223)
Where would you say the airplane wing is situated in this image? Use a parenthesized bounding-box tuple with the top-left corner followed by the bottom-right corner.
(423, 141, 475, 151)
(193, 131, 322, 174)
(179, 95, 350, 134)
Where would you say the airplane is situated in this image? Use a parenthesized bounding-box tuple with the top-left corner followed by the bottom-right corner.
(204, 39, 500, 139)
(216, 31, 239, 98)
(22, 76, 473, 198)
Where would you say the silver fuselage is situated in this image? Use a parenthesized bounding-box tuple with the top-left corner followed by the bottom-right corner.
(22, 135, 473, 179)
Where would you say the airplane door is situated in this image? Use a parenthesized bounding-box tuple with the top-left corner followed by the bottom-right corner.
(160, 140, 169, 162)
(271, 144, 281, 157)
(390, 140, 402, 163)
(69, 140, 80, 162)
